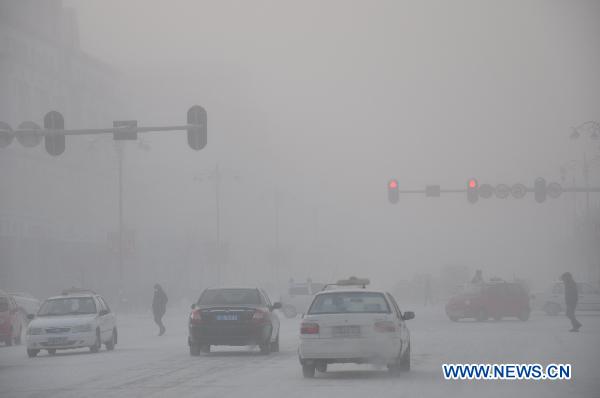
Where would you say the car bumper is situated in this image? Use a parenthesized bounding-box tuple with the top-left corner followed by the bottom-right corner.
(26, 331, 96, 350)
(299, 337, 401, 363)
(189, 322, 271, 346)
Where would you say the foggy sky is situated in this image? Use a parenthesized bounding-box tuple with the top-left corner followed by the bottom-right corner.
(55, 0, 600, 289)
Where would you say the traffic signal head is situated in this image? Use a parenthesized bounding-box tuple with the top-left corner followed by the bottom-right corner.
(534, 177, 547, 203)
(187, 105, 207, 150)
(388, 179, 399, 204)
(44, 111, 65, 156)
(467, 178, 479, 204)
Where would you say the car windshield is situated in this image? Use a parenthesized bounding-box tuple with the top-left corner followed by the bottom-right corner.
(308, 292, 391, 314)
(0, 297, 8, 312)
(198, 289, 261, 306)
(38, 297, 97, 316)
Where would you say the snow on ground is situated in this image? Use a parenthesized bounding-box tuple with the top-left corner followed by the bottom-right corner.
(0, 306, 598, 398)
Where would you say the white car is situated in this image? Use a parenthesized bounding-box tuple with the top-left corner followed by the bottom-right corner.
(541, 282, 600, 315)
(26, 291, 117, 357)
(298, 278, 414, 377)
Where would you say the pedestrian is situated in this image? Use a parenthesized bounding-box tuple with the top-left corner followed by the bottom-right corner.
(560, 272, 582, 332)
(471, 269, 484, 284)
(152, 283, 168, 336)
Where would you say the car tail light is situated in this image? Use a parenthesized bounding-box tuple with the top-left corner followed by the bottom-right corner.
(300, 322, 319, 334)
(252, 308, 268, 322)
(190, 309, 202, 324)
(374, 321, 396, 332)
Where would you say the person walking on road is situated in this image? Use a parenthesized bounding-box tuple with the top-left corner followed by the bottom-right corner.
(152, 284, 168, 336)
(560, 272, 582, 332)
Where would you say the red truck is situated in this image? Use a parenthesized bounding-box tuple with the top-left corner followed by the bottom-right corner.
(445, 280, 530, 322)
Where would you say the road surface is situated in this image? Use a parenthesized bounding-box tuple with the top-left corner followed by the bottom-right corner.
(1, 307, 598, 398)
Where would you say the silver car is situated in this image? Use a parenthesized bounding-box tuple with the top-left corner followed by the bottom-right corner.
(541, 282, 600, 315)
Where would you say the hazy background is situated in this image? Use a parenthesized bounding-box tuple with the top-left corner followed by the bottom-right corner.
(2, 0, 600, 307)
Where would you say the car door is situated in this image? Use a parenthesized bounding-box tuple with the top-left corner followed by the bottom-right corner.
(578, 283, 600, 311)
(386, 293, 407, 356)
(95, 297, 110, 341)
(100, 297, 116, 333)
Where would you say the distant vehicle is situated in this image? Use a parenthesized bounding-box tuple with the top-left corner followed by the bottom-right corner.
(280, 279, 325, 318)
(188, 287, 282, 356)
(445, 279, 530, 321)
(540, 282, 600, 316)
(298, 278, 414, 378)
(8, 292, 41, 320)
(26, 290, 117, 357)
(0, 289, 24, 346)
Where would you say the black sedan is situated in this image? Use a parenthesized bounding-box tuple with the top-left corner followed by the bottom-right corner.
(188, 287, 281, 355)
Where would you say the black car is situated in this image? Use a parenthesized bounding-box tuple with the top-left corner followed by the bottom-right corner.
(188, 287, 282, 356)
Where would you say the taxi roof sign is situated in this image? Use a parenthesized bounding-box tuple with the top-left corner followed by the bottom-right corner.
(323, 277, 371, 290)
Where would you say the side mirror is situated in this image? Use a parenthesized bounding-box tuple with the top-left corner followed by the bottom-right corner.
(191, 303, 196, 310)
(27, 314, 35, 320)
(402, 311, 415, 321)
(272, 302, 282, 310)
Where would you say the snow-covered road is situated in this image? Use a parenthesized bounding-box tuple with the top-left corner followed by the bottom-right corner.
(1, 307, 598, 398)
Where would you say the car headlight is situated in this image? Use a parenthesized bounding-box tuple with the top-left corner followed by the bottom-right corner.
(28, 327, 43, 335)
(71, 324, 93, 333)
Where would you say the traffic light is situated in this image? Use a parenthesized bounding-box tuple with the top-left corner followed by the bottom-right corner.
(467, 178, 478, 204)
(44, 111, 65, 156)
(388, 179, 399, 204)
(534, 177, 546, 203)
(187, 105, 207, 150)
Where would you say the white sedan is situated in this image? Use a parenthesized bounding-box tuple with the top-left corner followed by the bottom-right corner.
(298, 284, 414, 377)
(26, 292, 117, 357)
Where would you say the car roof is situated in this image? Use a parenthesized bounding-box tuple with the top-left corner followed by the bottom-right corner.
(45, 294, 98, 300)
(314, 289, 388, 296)
(204, 286, 261, 291)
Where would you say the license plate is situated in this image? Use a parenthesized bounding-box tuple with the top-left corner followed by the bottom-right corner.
(47, 337, 68, 345)
(216, 314, 238, 321)
(332, 325, 361, 337)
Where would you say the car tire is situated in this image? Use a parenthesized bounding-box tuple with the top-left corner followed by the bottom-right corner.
(316, 362, 327, 373)
(476, 308, 488, 322)
(259, 340, 271, 355)
(544, 302, 560, 316)
(270, 334, 280, 353)
(47, 349, 56, 355)
(90, 330, 101, 353)
(190, 343, 201, 356)
(517, 309, 530, 321)
(282, 305, 297, 319)
(200, 344, 211, 354)
(27, 349, 39, 358)
(493, 315, 502, 321)
(399, 343, 411, 372)
(302, 364, 316, 378)
(105, 328, 117, 351)
(448, 316, 459, 322)
(5, 328, 13, 346)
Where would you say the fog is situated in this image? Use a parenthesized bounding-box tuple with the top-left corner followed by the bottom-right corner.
(1, 1, 599, 396)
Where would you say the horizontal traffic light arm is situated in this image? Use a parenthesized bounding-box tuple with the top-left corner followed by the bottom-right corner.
(4, 124, 200, 137)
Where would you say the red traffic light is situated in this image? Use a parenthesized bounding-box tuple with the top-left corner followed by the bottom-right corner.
(468, 178, 478, 189)
(388, 179, 398, 189)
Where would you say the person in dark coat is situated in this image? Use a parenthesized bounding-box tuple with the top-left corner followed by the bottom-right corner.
(560, 272, 581, 332)
(152, 284, 168, 336)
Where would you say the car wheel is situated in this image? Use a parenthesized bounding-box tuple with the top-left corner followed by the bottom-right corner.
(190, 343, 201, 356)
(27, 349, 39, 358)
(517, 309, 530, 321)
(90, 329, 101, 353)
(476, 308, 488, 322)
(270, 334, 280, 353)
(105, 328, 117, 351)
(315, 361, 327, 373)
(259, 340, 271, 355)
(5, 328, 13, 346)
(47, 349, 56, 356)
(200, 344, 211, 354)
(544, 302, 560, 316)
(282, 305, 297, 318)
(493, 315, 502, 321)
(399, 343, 411, 372)
(302, 364, 316, 378)
(448, 316, 459, 322)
